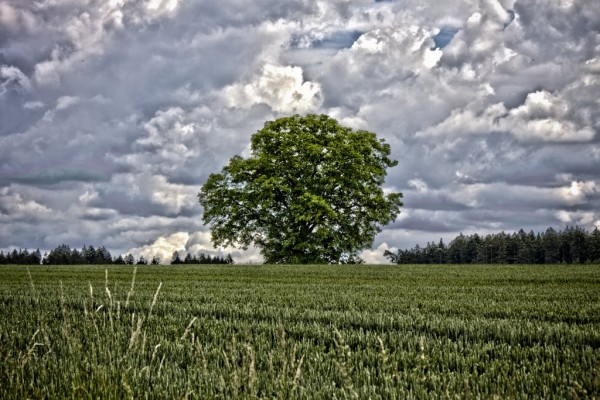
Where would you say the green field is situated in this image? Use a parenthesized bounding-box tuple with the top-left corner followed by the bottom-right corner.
(1, 264, 599, 399)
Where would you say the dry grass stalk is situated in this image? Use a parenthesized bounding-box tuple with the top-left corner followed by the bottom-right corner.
(292, 354, 305, 391)
(125, 266, 137, 308)
(26, 267, 37, 298)
(128, 314, 144, 350)
(180, 317, 198, 341)
(148, 282, 162, 319)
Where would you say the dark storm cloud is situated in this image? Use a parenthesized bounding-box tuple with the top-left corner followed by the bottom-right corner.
(1, 0, 598, 263)
(8, 167, 108, 186)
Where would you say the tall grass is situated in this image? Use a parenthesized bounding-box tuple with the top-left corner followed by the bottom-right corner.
(0, 264, 599, 398)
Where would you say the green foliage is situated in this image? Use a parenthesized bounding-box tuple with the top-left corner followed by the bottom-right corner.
(0, 249, 42, 265)
(198, 114, 403, 264)
(37, 244, 113, 265)
(172, 251, 234, 265)
(387, 225, 600, 264)
(1, 264, 599, 398)
(0, 246, 235, 266)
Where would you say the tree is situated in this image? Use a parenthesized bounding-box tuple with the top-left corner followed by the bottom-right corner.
(385, 225, 600, 265)
(44, 244, 73, 265)
(436, 238, 446, 264)
(124, 254, 135, 265)
(82, 245, 96, 264)
(97, 246, 113, 264)
(543, 227, 560, 263)
(150, 256, 161, 265)
(588, 227, 600, 262)
(31, 249, 42, 265)
(171, 251, 183, 265)
(114, 255, 126, 265)
(198, 114, 403, 264)
(447, 234, 466, 264)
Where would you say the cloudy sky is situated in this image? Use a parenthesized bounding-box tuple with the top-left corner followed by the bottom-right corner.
(1, 0, 599, 263)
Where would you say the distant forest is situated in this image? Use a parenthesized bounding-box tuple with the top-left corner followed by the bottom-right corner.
(0, 244, 234, 265)
(3, 226, 600, 265)
(385, 226, 600, 264)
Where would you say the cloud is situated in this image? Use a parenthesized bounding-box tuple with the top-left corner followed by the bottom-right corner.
(126, 230, 263, 264)
(0, 2, 38, 34)
(0, 186, 53, 222)
(448, 180, 597, 209)
(23, 101, 45, 110)
(0, 65, 31, 94)
(91, 173, 199, 217)
(1, 0, 599, 263)
(561, 181, 597, 205)
(126, 231, 189, 263)
(503, 90, 596, 142)
(185, 231, 263, 264)
(359, 243, 395, 264)
(419, 88, 597, 143)
(222, 63, 322, 114)
(55, 95, 80, 110)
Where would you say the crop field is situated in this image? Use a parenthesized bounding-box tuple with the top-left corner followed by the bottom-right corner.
(1, 264, 599, 399)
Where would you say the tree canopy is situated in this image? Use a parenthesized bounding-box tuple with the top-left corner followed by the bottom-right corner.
(198, 114, 403, 264)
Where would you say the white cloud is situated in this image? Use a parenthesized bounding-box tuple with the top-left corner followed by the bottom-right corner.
(109, 173, 198, 215)
(30, 0, 181, 87)
(136, 107, 199, 164)
(0, 187, 53, 221)
(504, 90, 596, 142)
(185, 231, 263, 264)
(0, 65, 31, 94)
(78, 189, 99, 204)
(408, 179, 429, 193)
(126, 230, 263, 264)
(561, 181, 597, 205)
(146, 0, 179, 14)
(0, 2, 38, 33)
(150, 179, 197, 214)
(359, 243, 395, 264)
(417, 102, 506, 137)
(423, 47, 443, 68)
(222, 63, 322, 114)
(448, 180, 597, 210)
(418, 88, 597, 143)
(56, 96, 80, 110)
(556, 210, 597, 225)
(33, 12, 108, 86)
(126, 231, 189, 263)
(584, 58, 600, 74)
(23, 101, 45, 110)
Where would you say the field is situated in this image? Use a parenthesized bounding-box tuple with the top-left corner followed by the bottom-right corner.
(1, 264, 599, 399)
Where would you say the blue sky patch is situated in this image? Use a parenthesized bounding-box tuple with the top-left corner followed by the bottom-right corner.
(432, 27, 460, 49)
(289, 30, 363, 50)
(312, 30, 364, 50)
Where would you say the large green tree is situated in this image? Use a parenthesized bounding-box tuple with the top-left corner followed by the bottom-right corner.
(198, 114, 403, 264)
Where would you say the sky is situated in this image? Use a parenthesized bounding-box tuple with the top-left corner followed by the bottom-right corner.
(0, 0, 599, 264)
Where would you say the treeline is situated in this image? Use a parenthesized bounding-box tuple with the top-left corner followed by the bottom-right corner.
(0, 244, 234, 265)
(385, 226, 600, 264)
(0, 249, 43, 265)
(171, 251, 234, 265)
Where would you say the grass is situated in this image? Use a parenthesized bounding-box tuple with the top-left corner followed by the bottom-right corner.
(0, 264, 599, 398)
